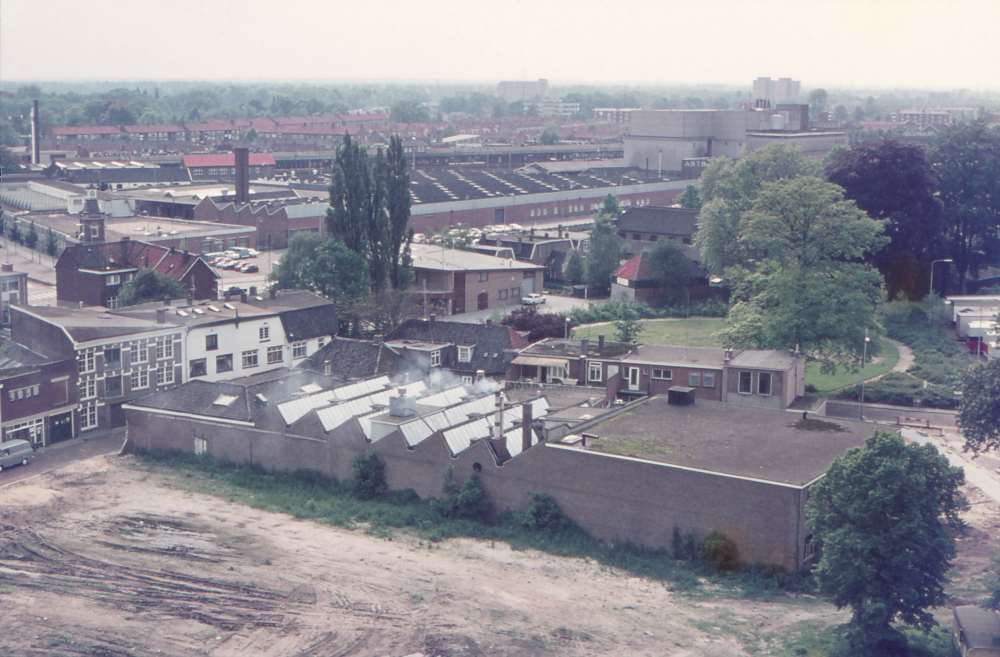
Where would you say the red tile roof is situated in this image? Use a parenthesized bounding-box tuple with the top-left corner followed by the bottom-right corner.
(52, 126, 122, 136)
(182, 153, 276, 168)
(123, 124, 185, 134)
(507, 326, 531, 350)
(613, 253, 656, 281)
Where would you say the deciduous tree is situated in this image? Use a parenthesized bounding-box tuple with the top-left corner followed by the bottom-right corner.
(562, 249, 586, 284)
(646, 238, 699, 303)
(957, 358, 1000, 455)
(613, 303, 643, 343)
(24, 221, 38, 251)
(713, 175, 887, 364)
(928, 122, 1000, 293)
(677, 184, 701, 210)
(117, 269, 187, 307)
(806, 430, 967, 656)
(383, 134, 413, 291)
(585, 216, 624, 287)
(825, 138, 943, 300)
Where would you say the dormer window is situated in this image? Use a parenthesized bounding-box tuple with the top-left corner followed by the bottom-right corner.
(430, 350, 441, 367)
(458, 346, 472, 362)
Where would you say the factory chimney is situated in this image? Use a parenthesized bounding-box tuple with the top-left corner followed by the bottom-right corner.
(31, 100, 41, 165)
(234, 147, 250, 204)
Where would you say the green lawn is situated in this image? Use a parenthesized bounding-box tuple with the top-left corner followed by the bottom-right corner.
(572, 318, 727, 348)
(803, 336, 899, 394)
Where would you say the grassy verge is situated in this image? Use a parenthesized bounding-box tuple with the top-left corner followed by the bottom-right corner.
(572, 318, 727, 348)
(134, 449, 808, 598)
(803, 336, 900, 394)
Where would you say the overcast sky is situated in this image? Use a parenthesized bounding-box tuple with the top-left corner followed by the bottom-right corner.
(2, 0, 998, 91)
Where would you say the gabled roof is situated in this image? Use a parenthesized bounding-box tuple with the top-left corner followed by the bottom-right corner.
(616, 206, 699, 236)
(386, 319, 529, 375)
(278, 304, 339, 342)
(182, 154, 276, 168)
(613, 252, 656, 281)
(60, 239, 217, 282)
(0, 337, 51, 372)
(520, 337, 634, 360)
(299, 337, 414, 381)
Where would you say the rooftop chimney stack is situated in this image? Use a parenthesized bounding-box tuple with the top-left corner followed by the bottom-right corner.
(598, 334, 605, 350)
(324, 360, 331, 375)
(521, 402, 533, 454)
(249, 286, 257, 297)
(240, 292, 248, 303)
(476, 369, 485, 383)
(234, 147, 250, 204)
(429, 313, 436, 322)
(31, 100, 41, 166)
(156, 308, 166, 323)
(269, 288, 276, 299)
(581, 337, 589, 355)
(389, 387, 416, 417)
(493, 391, 506, 439)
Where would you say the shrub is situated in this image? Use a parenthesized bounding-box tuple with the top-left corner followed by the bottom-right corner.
(514, 492, 578, 534)
(700, 530, 740, 573)
(671, 525, 701, 562)
(350, 452, 387, 500)
(432, 466, 491, 521)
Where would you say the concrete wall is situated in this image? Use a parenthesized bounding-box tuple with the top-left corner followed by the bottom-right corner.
(125, 405, 810, 571)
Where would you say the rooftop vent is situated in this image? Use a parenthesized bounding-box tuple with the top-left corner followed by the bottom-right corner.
(667, 386, 696, 406)
(213, 394, 238, 406)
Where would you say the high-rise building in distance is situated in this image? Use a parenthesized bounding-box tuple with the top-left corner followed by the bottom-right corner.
(496, 79, 549, 103)
(752, 77, 801, 103)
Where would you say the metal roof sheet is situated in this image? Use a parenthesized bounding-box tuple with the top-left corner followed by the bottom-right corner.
(277, 375, 391, 425)
(315, 380, 427, 433)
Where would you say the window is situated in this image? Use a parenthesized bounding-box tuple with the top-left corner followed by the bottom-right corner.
(259, 325, 270, 341)
(758, 372, 772, 396)
(462, 375, 473, 386)
(1, 279, 19, 292)
(130, 341, 147, 364)
(523, 270, 535, 279)
(194, 437, 208, 455)
(588, 362, 602, 382)
(78, 350, 95, 373)
(155, 336, 173, 360)
(652, 368, 672, 380)
(206, 334, 218, 351)
(689, 372, 700, 387)
(479, 272, 489, 282)
(106, 375, 123, 397)
(458, 346, 472, 363)
(739, 371, 753, 394)
(130, 368, 149, 390)
(648, 235, 658, 242)
(80, 405, 97, 431)
(632, 233, 641, 240)
(156, 364, 175, 385)
(104, 347, 121, 370)
(317, 337, 326, 348)
(107, 274, 120, 286)
(81, 378, 96, 399)
(682, 237, 692, 245)
(189, 359, 207, 378)
(216, 354, 233, 373)
(107, 296, 119, 309)
(430, 350, 441, 367)
(266, 345, 283, 364)
(292, 341, 307, 359)
(498, 289, 508, 300)
(703, 372, 715, 388)
(193, 168, 203, 176)
(242, 350, 259, 368)
(511, 287, 520, 298)
(124, 273, 134, 283)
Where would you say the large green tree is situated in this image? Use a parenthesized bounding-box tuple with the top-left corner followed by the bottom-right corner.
(713, 176, 887, 363)
(825, 138, 943, 300)
(585, 216, 624, 287)
(677, 184, 702, 210)
(383, 134, 414, 291)
(562, 249, 586, 284)
(389, 100, 429, 124)
(117, 269, 187, 307)
(957, 358, 1000, 455)
(646, 238, 699, 303)
(928, 122, 1000, 293)
(696, 143, 819, 275)
(806, 430, 967, 656)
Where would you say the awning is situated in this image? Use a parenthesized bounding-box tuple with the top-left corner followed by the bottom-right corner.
(512, 356, 571, 368)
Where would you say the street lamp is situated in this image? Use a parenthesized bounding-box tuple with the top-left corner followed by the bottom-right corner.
(860, 329, 871, 421)
(928, 259, 953, 298)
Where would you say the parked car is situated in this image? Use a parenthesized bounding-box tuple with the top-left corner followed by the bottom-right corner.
(0, 439, 33, 473)
(522, 293, 546, 305)
(222, 259, 241, 270)
(239, 263, 259, 273)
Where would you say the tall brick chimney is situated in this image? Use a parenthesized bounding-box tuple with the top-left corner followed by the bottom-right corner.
(31, 100, 41, 166)
(234, 147, 250, 204)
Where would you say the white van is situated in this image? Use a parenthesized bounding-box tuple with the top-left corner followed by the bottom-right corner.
(0, 439, 33, 472)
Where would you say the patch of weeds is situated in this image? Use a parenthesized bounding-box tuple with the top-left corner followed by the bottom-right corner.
(551, 626, 592, 641)
(587, 436, 682, 457)
(789, 418, 848, 433)
(409, 593, 424, 604)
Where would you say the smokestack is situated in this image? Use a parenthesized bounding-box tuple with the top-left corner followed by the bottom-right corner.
(389, 387, 416, 417)
(485, 318, 492, 326)
(493, 390, 505, 439)
(581, 337, 589, 355)
(240, 292, 248, 303)
(323, 360, 331, 375)
(521, 403, 533, 453)
(598, 334, 605, 350)
(234, 147, 250, 204)
(269, 288, 276, 299)
(31, 100, 40, 166)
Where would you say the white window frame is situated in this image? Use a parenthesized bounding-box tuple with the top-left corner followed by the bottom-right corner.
(292, 341, 307, 359)
(156, 336, 174, 360)
(652, 368, 672, 380)
(259, 324, 270, 342)
(130, 368, 149, 390)
(107, 274, 120, 286)
(242, 350, 259, 368)
(266, 345, 283, 364)
(703, 372, 715, 388)
(78, 350, 96, 373)
(80, 404, 98, 431)
(689, 372, 700, 387)
(588, 362, 602, 382)
(80, 378, 96, 400)
(739, 371, 753, 394)
(156, 364, 175, 385)
(430, 350, 441, 367)
(458, 346, 472, 363)
(130, 341, 147, 364)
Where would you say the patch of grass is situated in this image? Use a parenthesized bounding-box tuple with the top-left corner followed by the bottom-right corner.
(772, 621, 958, 657)
(804, 336, 899, 393)
(789, 418, 848, 433)
(587, 436, 683, 458)
(573, 318, 727, 348)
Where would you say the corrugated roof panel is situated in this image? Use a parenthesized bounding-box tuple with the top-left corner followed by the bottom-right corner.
(444, 418, 492, 455)
(315, 380, 427, 433)
(277, 375, 391, 425)
(503, 398, 550, 457)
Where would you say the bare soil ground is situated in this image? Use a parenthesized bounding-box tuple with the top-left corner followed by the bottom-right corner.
(0, 454, 996, 657)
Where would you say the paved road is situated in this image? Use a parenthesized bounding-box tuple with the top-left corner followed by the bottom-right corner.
(901, 427, 1000, 505)
(0, 429, 126, 488)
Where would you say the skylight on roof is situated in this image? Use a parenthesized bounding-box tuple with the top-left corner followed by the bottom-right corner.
(176, 310, 189, 317)
(213, 394, 238, 406)
(192, 308, 204, 315)
(300, 383, 322, 394)
(207, 305, 220, 312)
(224, 303, 235, 310)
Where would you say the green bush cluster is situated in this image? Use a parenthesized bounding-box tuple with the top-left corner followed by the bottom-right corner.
(567, 298, 727, 326)
(431, 466, 490, 521)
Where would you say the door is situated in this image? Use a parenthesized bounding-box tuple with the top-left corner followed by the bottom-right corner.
(477, 292, 489, 311)
(453, 273, 466, 314)
(110, 402, 127, 428)
(49, 412, 74, 444)
(628, 367, 640, 391)
(494, 208, 505, 224)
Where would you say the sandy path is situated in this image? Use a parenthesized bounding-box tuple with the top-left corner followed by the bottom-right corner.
(1, 453, 990, 656)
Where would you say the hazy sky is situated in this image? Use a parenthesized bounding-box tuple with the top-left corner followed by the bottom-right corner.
(2, 0, 998, 91)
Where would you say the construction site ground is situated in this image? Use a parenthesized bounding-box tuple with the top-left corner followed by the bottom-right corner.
(0, 452, 996, 657)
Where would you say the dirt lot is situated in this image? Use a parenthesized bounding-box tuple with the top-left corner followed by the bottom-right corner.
(0, 454, 996, 657)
